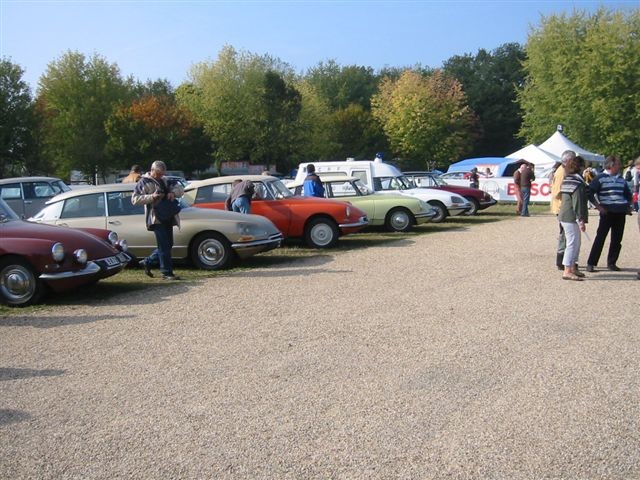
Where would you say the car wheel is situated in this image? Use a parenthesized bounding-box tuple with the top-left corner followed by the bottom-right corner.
(427, 201, 448, 223)
(385, 208, 413, 232)
(190, 232, 234, 270)
(304, 217, 339, 248)
(0, 257, 44, 307)
(464, 198, 480, 216)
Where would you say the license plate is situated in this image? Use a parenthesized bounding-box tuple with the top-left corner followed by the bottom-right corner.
(104, 256, 119, 266)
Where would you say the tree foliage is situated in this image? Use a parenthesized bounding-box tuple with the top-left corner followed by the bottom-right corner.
(518, 8, 640, 159)
(105, 95, 212, 176)
(37, 51, 132, 180)
(0, 58, 36, 177)
(371, 70, 477, 168)
(304, 60, 379, 110)
(177, 45, 301, 172)
(444, 43, 526, 156)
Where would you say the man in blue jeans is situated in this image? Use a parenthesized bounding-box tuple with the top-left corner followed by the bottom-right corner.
(225, 179, 255, 214)
(132, 160, 184, 281)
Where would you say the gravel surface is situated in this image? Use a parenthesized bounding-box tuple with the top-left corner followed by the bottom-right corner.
(1, 212, 639, 479)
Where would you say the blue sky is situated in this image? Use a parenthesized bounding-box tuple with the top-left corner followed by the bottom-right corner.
(1, 0, 636, 93)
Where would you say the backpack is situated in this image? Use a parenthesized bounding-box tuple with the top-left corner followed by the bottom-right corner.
(625, 169, 633, 182)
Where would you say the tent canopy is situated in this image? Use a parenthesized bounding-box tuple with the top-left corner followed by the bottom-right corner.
(447, 157, 513, 174)
(507, 144, 560, 170)
(538, 131, 604, 164)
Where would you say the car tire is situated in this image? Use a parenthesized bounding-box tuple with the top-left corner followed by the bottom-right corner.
(427, 201, 448, 223)
(385, 208, 413, 232)
(464, 198, 480, 216)
(304, 217, 339, 248)
(0, 256, 44, 307)
(190, 232, 234, 270)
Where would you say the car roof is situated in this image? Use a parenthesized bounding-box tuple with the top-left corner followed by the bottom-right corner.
(45, 183, 135, 202)
(187, 175, 278, 189)
(288, 174, 357, 188)
(0, 176, 64, 184)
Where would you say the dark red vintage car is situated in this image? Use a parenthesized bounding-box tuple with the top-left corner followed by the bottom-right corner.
(0, 198, 131, 306)
(403, 171, 497, 215)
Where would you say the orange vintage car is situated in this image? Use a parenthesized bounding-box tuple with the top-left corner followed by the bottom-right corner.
(183, 175, 369, 248)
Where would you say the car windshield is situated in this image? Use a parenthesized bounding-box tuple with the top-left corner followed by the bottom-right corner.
(0, 198, 20, 222)
(267, 179, 293, 199)
(54, 180, 71, 193)
(353, 179, 373, 195)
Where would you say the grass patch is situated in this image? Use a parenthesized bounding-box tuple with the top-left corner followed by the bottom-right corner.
(0, 202, 550, 316)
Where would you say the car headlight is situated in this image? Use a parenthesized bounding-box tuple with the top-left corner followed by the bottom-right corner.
(450, 196, 465, 204)
(345, 206, 351, 217)
(51, 242, 65, 262)
(117, 239, 128, 252)
(107, 231, 118, 245)
(74, 249, 88, 264)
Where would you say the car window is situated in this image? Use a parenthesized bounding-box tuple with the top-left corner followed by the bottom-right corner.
(0, 183, 22, 200)
(329, 181, 357, 197)
(352, 170, 368, 184)
(53, 180, 71, 194)
(23, 182, 56, 199)
(60, 193, 106, 218)
(107, 191, 144, 216)
(253, 182, 271, 200)
(193, 185, 228, 204)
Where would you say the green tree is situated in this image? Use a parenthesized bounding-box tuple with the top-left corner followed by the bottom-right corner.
(304, 60, 379, 110)
(372, 70, 477, 168)
(330, 104, 388, 160)
(37, 51, 132, 181)
(0, 59, 36, 177)
(177, 45, 301, 172)
(105, 95, 213, 176)
(518, 8, 640, 159)
(444, 43, 526, 156)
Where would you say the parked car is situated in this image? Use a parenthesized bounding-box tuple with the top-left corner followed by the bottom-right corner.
(0, 176, 71, 218)
(293, 160, 471, 223)
(437, 171, 490, 188)
(403, 171, 497, 215)
(288, 175, 437, 231)
(183, 175, 369, 248)
(0, 198, 131, 306)
(29, 184, 283, 270)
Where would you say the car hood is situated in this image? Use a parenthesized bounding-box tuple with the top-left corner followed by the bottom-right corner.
(3, 219, 118, 258)
(180, 206, 281, 236)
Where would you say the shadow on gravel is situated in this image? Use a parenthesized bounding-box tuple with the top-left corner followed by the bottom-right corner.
(0, 367, 66, 381)
(0, 409, 31, 426)
(0, 314, 134, 328)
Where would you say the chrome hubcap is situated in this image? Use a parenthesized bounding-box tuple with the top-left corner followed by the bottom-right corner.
(198, 239, 224, 267)
(390, 212, 410, 230)
(1, 266, 35, 303)
(311, 224, 333, 246)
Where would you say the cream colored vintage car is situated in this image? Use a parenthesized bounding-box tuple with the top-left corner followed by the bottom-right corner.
(29, 184, 283, 270)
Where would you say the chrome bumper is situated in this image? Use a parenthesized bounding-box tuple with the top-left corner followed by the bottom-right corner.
(481, 197, 498, 206)
(232, 233, 284, 249)
(415, 211, 438, 219)
(39, 252, 131, 280)
(339, 216, 369, 228)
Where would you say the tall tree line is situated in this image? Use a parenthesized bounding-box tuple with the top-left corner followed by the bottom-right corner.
(1, 6, 638, 181)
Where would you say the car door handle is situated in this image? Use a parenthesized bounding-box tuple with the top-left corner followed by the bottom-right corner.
(58, 222, 68, 227)
(24, 200, 33, 205)
(108, 220, 121, 225)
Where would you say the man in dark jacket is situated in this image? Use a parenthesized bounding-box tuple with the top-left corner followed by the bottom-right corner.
(225, 179, 255, 214)
(518, 161, 535, 217)
(586, 155, 632, 272)
(303, 164, 325, 198)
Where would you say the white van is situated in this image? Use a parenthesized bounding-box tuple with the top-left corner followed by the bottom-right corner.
(294, 158, 471, 222)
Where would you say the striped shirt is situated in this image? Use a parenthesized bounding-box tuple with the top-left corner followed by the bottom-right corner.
(588, 171, 632, 213)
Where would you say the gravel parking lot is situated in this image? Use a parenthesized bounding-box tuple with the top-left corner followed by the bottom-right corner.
(1, 212, 639, 479)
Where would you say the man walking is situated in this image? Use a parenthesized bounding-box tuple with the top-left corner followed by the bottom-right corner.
(132, 160, 184, 281)
(586, 155, 632, 272)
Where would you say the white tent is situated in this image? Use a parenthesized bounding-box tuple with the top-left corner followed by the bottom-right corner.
(538, 130, 605, 164)
(507, 144, 560, 171)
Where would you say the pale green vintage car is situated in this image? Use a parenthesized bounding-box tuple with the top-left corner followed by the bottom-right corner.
(289, 175, 437, 232)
